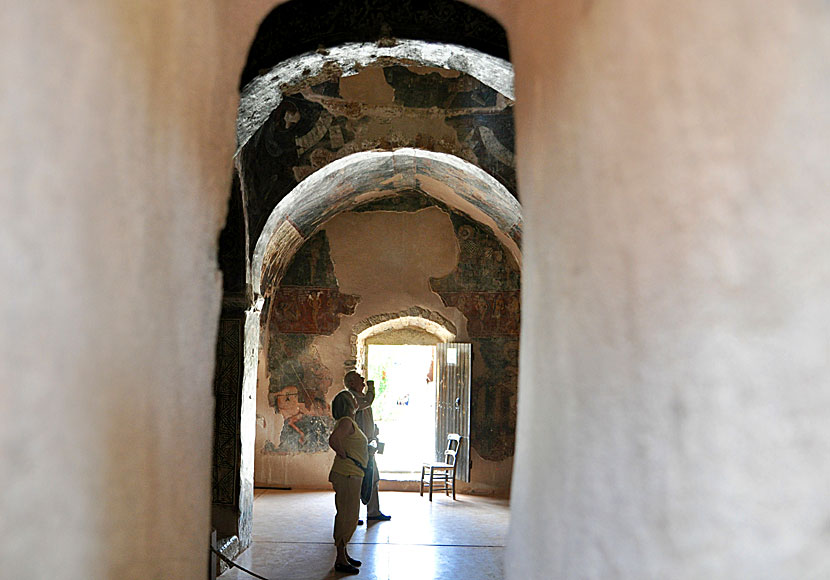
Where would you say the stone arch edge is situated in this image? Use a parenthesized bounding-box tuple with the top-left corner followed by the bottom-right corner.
(347, 306, 458, 374)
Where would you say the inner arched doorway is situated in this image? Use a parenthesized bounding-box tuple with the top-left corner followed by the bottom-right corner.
(356, 314, 454, 478)
(211, 0, 518, 560)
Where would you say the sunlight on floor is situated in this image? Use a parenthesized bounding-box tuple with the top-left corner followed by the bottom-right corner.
(219, 490, 509, 580)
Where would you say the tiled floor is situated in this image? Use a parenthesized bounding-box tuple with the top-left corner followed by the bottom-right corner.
(219, 489, 510, 580)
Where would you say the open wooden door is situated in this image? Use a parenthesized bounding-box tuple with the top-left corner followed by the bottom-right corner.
(434, 342, 471, 482)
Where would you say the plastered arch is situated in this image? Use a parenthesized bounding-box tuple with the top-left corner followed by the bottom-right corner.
(252, 148, 522, 297)
(238, 39, 514, 150)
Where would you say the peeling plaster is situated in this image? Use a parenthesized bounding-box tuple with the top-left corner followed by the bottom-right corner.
(237, 40, 514, 150)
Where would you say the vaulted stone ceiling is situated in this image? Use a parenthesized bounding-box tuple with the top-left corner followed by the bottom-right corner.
(251, 149, 522, 295)
(229, 0, 518, 297)
(240, 58, 516, 234)
(238, 57, 519, 296)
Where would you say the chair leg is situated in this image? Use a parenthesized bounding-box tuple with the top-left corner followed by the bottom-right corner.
(420, 466, 425, 497)
(452, 467, 456, 500)
(429, 470, 434, 501)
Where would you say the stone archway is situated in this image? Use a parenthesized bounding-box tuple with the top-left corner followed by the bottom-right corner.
(252, 148, 522, 297)
(237, 39, 513, 150)
(224, 1, 518, 561)
(348, 306, 457, 374)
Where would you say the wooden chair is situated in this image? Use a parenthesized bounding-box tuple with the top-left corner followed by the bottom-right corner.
(420, 433, 461, 501)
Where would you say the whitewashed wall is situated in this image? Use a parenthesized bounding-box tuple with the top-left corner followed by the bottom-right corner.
(507, 2, 830, 578)
(1, 2, 246, 577)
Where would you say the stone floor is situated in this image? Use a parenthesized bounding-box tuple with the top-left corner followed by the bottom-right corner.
(219, 489, 510, 580)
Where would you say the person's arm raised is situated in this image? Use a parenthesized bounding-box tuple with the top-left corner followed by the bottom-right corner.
(364, 380, 376, 406)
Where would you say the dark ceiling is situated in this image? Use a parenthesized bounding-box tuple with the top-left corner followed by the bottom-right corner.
(240, 0, 510, 89)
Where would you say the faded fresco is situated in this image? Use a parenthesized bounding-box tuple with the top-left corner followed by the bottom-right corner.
(430, 213, 520, 295)
(430, 212, 521, 462)
(278, 228, 339, 287)
(471, 338, 519, 460)
(265, 334, 333, 454)
(240, 64, 515, 243)
(271, 287, 359, 335)
(438, 291, 520, 338)
(264, 231, 359, 454)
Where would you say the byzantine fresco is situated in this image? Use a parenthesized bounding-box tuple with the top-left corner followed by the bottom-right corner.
(264, 231, 359, 454)
(265, 334, 334, 454)
(430, 212, 521, 462)
(438, 292, 520, 338)
(430, 211, 521, 326)
(471, 338, 519, 461)
(271, 287, 359, 335)
(239, 64, 515, 244)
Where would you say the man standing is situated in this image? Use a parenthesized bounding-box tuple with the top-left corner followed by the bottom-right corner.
(344, 370, 391, 521)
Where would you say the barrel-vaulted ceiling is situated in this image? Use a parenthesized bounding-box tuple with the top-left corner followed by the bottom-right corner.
(237, 53, 519, 295)
(251, 148, 522, 295)
(232, 0, 518, 298)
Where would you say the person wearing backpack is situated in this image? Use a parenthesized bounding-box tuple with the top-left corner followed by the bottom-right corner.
(328, 389, 368, 575)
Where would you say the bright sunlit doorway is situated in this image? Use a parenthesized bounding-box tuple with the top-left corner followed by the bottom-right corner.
(365, 344, 436, 480)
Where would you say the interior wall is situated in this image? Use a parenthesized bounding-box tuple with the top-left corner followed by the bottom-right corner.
(255, 201, 519, 493)
(2, 2, 245, 577)
(507, 1, 830, 578)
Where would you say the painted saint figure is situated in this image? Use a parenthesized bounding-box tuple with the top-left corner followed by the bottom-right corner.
(272, 384, 332, 453)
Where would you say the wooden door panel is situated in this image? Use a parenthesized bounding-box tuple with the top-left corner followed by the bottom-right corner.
(435, 342, 471, 482)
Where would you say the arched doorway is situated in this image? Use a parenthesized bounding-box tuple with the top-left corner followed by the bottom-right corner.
(211, 0, 518, 564)
(353, 310, 456, 478)
(251, 170, 521, 489)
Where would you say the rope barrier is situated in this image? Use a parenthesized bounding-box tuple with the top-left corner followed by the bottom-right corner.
(210, 545, 273, 580)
